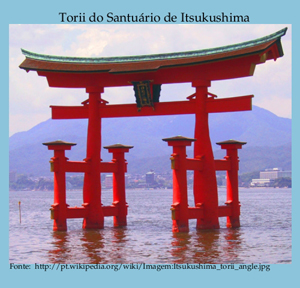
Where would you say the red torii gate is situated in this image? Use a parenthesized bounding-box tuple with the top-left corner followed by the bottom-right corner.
(19, 28, 287, 232)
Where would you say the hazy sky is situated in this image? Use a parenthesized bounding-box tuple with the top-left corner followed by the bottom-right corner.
(9, 24, 291, 136)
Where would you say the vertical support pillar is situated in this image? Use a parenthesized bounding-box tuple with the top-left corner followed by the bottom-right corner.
(216, 140, 246, 228)
(163, 136, 196, 232)
(104, 144, 133, 227)
(83, 86, 104, 229)
(43, 140, 76, 231)
(192, 80, 219, 229)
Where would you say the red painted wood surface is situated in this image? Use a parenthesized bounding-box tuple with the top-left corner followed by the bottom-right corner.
(50, 95, 253, 119)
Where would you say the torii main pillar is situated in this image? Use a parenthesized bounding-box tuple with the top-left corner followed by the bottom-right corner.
(82, 87, 104, 229)
(193, 80, 219, 229)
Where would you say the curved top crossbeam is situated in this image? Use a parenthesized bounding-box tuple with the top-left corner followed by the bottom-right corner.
(19, 28, 287, 88)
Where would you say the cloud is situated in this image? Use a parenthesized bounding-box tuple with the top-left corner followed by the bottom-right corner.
(9, 24, 291, 136)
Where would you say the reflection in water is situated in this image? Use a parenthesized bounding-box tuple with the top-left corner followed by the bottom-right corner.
(48, 227, 129, 263)
(112, 227, 127, 244)
(79, 228, 129, 263)
(47, 226, 245, 263)
(170, 232, 192, 263)
(223, 228, 243, 263)
(80, 230, 106, 263)
(48, 231, 71, 263)
(170, 229, 222, 263)
(170, 228, 243, 263)
(109, 228, 128, 263)
(172, 230, 220, 263)
(193, 230, 222, 263)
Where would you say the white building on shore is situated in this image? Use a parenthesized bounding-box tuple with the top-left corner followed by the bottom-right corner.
(251, 168, 291, 187)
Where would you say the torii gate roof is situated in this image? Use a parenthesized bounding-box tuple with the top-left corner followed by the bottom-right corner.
(19, 28, 287, 88)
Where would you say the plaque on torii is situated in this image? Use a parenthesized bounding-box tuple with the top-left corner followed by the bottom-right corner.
(20, 28, 287, 231)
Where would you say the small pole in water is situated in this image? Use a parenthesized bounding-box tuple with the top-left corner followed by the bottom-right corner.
(18, 201, 21, 223)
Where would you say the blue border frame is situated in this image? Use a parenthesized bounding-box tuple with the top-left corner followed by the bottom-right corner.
(2, 1, 297, 288)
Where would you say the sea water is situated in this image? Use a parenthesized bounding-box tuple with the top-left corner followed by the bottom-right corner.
(9, 187, 291, 264)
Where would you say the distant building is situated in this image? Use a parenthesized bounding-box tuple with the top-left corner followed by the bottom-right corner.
(260, 168, 291, 180)
(146, 171, 155, 185)
(250, 179, 275, 187)
(251, 168, 291, 187)
(104, 174, 128, 188)
(104, 175, 113, 188)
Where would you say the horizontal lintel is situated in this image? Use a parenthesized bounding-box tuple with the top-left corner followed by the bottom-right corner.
(218, 205, 232, 217)
(206, 95, 253, 113)
(51, 105, 89, 119)
(100, 162, 118, 173)
(186, 158, 204, 171)
(65, 161, 89, 173)
(102, 205, 119, 217)
(66, 207, 88, 219)
(51, 95, 253, 120)
(188, 207, 204, 219)
(51, 100, 195, 119)
(214, 159, 231, 171)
